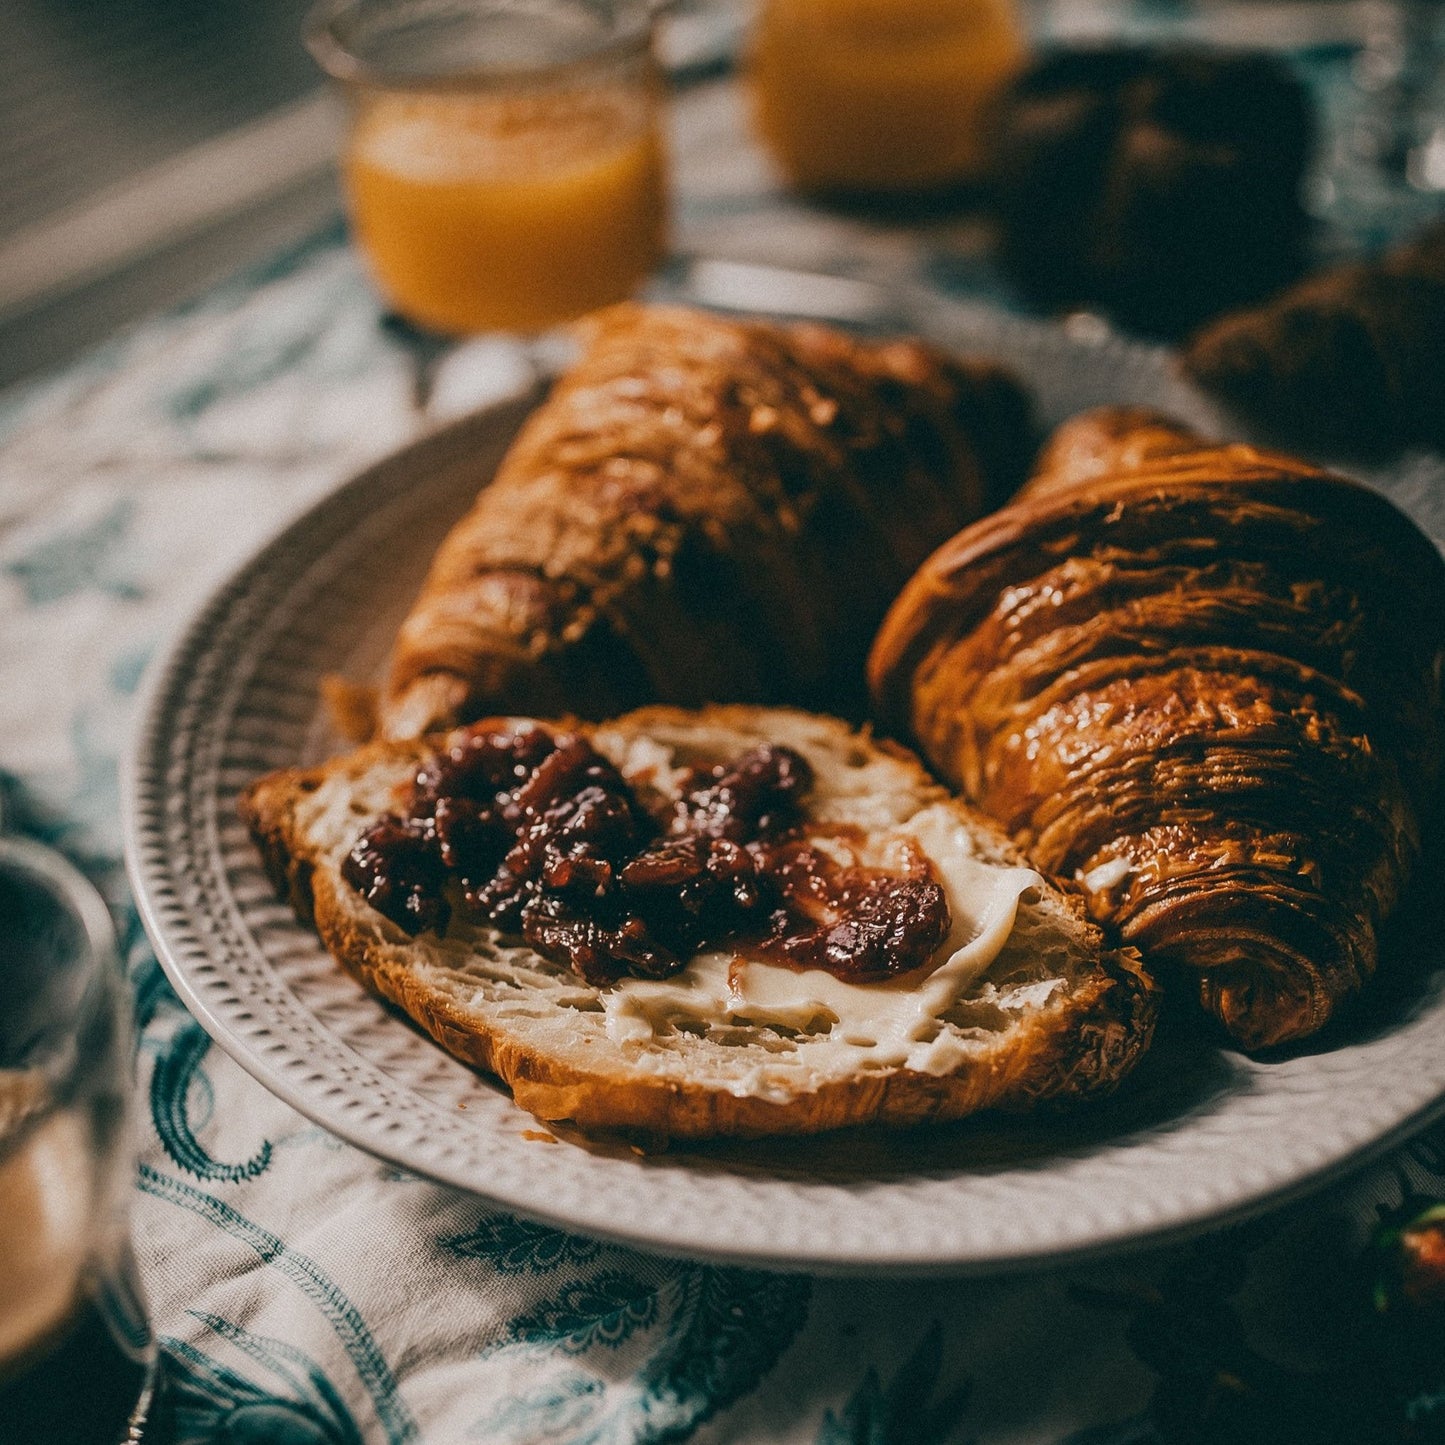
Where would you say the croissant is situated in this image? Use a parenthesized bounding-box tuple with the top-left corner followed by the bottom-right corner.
(380, 303, 1031, 740)
(869, 406, 1445, 1049)
(1183, 219, 1445, 457)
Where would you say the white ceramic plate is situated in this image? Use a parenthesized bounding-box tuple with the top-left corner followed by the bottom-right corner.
(124, 307, 1445, 1275)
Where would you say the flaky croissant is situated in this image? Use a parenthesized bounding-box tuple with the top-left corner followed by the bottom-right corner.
(380, 303, 1031, 740)
(870, 406, 1445, 1049)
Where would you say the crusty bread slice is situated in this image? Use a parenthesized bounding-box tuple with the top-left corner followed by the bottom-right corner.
(240, 706, 1157, 1139)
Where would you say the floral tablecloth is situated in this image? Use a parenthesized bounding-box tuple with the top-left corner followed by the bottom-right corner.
(4, 54, 1445, 1445)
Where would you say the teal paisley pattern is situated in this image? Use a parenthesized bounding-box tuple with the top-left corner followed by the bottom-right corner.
(3, 498, 142, 604)
(0, 759, 113, 877)
(139, 1166, 419, 1443)
(149, 1017, 274, 1183)
(109, 641, 153, 697)
(449, 1200, 810, 1439)
(818, 1323, 973, 1445)
(163, 1314, 365, 1445)
(466, 1375, 606, 1440)
(497, 1271, 662, 1354)
(441, 1211, 604, 1274)
(161, 218, 351, 425)
(474, 1263, 810, 1444)
(617, 1266, 812, 1442)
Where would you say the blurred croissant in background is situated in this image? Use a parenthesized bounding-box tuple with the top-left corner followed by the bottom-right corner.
(1184, 219, 1445, 459)
(379, 303, 1032, 740)
(871, 406, 1445, 1049)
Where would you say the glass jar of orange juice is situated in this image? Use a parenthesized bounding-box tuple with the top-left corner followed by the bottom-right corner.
(309, 0, 668, 334)
(749, 0, 1026, 195)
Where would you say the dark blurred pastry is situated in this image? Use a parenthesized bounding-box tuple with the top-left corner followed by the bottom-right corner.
(990, 46, 1316, 338)
(1184, 219, 1445, 458)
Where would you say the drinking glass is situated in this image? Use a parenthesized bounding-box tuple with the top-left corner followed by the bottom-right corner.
(0, 837, 155, 1445)
(309, 0, 670, 335)
(748, 0, 1025, 195)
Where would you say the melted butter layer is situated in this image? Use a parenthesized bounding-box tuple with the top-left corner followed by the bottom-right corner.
(601, 803, 1042, 1078)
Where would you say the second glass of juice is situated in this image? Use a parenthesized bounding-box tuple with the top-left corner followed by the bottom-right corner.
(310, 0, 668, 335)
(749, 0, 1025, 196)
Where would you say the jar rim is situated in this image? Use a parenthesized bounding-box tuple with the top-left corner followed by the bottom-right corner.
(0, 834, 123, 1083)
(307, 0, 659, 91)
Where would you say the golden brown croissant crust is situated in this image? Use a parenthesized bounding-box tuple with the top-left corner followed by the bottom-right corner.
(381, 303, 1031, 740)
(870, 406, 1445, 1049)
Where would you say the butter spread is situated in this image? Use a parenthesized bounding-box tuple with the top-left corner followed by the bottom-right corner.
(601, 803, 1042, 1077)
(1078, 855, 1132, 893)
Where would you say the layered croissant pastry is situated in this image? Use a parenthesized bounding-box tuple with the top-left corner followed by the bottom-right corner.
(870, 407, 1445, 1049)
(380, 303, 1031, 740)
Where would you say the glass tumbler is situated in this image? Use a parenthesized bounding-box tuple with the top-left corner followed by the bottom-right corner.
(309, 0, 670, 335)
(748, 0, 1026, 195)
(0, 838, 155, 1445)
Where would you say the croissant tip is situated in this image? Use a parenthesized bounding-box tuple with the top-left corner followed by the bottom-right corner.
(1204, 965, 1326, 1053)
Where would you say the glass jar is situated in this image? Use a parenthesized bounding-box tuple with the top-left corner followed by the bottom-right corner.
(0, 838, 155, 1445)
(749, 0, 1026, 195)
(309, 0, 669, 334)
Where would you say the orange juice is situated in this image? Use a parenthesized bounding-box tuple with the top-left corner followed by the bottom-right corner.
(750, 0, 1026, 194)
(346, 86, 667, 333)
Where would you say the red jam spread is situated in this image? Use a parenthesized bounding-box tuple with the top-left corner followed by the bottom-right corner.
(342, 722, 950, 986)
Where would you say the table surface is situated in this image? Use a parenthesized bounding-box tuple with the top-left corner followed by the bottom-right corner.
(4, 34, 1445, 1445)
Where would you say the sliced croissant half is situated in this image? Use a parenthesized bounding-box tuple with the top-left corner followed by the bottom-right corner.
(870, 406, 1445, 1049)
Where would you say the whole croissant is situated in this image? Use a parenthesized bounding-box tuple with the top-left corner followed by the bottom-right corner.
(870, 407, 1445, 1049)
(380, 304, 1031, 740)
